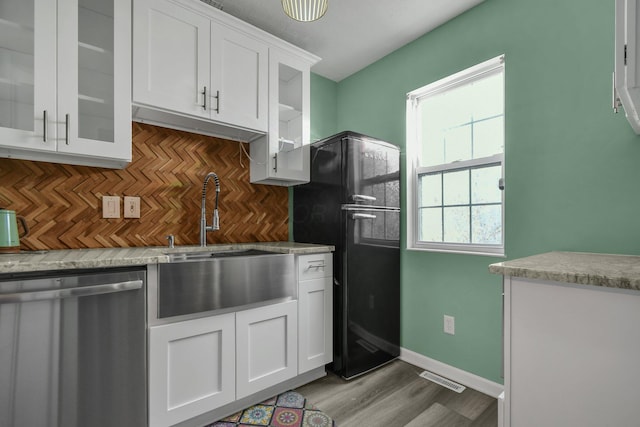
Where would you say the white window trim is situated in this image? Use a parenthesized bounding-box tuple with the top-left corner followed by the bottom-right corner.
(406, 55, 505, 257)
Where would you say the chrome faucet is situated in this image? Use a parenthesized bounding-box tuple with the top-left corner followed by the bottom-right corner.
(200, 172, 220, 246)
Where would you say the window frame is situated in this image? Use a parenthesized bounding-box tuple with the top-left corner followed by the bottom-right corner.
(406, 55, 505, 256)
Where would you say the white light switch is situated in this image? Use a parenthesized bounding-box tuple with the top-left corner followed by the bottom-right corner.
(102, 196, 120, 218)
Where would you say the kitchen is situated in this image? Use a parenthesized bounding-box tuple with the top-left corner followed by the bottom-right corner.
(1, 0, 640, 426)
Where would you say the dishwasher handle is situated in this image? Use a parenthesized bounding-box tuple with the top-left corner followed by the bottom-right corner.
(0, 279, 143, 304)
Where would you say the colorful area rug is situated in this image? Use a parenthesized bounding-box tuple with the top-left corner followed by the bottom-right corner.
(205, 391, 336, 427)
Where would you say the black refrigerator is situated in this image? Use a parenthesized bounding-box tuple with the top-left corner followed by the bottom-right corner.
(293, 131, 400, 379)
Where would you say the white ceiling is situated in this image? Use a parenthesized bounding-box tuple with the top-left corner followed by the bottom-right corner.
(215, 0, 485, 82)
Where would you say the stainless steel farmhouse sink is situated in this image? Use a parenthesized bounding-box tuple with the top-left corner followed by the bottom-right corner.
(157, 250, 295, 318)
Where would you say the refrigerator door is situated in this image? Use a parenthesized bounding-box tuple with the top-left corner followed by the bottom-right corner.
(344, 134, 400, 208)
(341, 207, 400, 379)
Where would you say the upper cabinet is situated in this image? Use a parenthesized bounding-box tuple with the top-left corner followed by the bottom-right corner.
(615, 0, 640, 134)
(211, 24, 268, 132)
(132, 0, 319, 184)
(133, 0, 270, 141)
(250, 48, 315, 186)
(132, 0, 211, 120)
(0, 0, 132, 168)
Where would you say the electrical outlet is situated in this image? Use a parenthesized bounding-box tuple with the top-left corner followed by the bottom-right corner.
(102, 196, 120, 218)
(124, 196, 141, 218)
(444, 315, 455, 335)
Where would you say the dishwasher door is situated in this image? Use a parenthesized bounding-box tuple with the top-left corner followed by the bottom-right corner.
(0, 268, 146, 427)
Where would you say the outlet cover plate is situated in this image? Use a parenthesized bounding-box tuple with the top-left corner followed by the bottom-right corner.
(444, 315, 455, 335)
(124, 196, 141, 218)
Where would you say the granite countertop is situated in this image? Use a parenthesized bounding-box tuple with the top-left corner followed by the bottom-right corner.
(0, 242, 334, 274)
(489, 251, 640, 291)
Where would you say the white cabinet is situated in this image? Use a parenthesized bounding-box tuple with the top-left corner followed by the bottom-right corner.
(615, 0, 640, 133)
(297, 253, 333, 373)
(132, 0, 268, 141)
(236, 300, 298, 399)
(503, 277, 640, 426)
(132, 0, 319, 183)
(0, 0, 131, 168)
(211, 24, 268, 132)
(149, 313, 236, 427)
(250, 48, 318, 186)
(132, 0, 210, 119)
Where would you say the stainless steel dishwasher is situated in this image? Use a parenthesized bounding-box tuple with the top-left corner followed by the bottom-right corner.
(0, 267, 146, 427)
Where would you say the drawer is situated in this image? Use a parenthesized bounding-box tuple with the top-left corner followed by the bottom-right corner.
(298, 253, 332, 280)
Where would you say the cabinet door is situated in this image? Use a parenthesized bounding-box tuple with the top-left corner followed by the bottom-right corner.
(211, 23, 268, 132)
(149, 314, 236, 427)
(506, 278, 640, 426)
(250, 49, 311, 185)
(0, 0, 57, 151)
(56, 0, 131, 160)
(236, 300, 298, 399)
(272, 51, 310, 182)
(298, 276, 333, 373)
(132, 0, 210, 119)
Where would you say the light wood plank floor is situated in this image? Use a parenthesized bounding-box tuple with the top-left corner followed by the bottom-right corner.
(295, 360, 498, 427)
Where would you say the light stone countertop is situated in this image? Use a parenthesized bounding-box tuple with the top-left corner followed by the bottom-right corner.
(489, 251, 640, 291)
(0, 242, 334, 274)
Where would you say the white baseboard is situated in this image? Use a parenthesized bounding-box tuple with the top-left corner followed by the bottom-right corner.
(400, 347, 504, 398)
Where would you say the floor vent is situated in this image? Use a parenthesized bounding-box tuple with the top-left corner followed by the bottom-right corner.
(418, 370, 466, 393)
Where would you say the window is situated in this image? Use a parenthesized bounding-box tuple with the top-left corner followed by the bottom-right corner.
(406, 55, 505, 256)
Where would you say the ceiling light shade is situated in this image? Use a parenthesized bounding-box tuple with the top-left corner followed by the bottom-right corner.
(281, 0, 328, 22)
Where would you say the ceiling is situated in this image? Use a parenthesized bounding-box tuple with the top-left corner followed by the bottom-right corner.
(214, 0, 485, 82)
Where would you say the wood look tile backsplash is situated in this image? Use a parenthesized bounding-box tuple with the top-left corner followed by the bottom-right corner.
(0, 122, 288, 251)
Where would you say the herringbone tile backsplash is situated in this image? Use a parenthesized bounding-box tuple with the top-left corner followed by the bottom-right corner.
(0, 123, 289, 251)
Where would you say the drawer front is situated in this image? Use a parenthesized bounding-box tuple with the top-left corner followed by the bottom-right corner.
(298, 253, 332, 280)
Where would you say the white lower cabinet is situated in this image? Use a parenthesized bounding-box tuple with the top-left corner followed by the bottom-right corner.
(297, 253, 333, 373)
(504, 277, 640, 426)
(147, 256, 334, 427)
(236, 300, 298, 399)
(149, 313, 236, 427)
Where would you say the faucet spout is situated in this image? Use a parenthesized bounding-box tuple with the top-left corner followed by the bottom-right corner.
(200, 172, 220, 246)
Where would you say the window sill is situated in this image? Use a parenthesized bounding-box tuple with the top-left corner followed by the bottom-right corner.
(406, 245, 506, 258)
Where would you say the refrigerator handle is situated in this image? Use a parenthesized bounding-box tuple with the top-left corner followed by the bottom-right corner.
(351, 194, 376, 203)
(351, 213, 377, 220)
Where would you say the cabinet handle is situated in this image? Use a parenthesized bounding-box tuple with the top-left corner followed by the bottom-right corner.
(65, 114, 70, 145)
(612, 71, 621, 113)
(202, 86, 207, 110)
(43, 110, 48, 143)
(306, 260, 326, 271)
(273, 153, 278, 172)
(214, 90, 220, 113)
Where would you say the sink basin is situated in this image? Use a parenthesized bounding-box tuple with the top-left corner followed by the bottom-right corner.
(157, 250, 295, 319)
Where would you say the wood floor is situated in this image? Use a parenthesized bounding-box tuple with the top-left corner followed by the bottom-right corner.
(295, 360, 498, 427)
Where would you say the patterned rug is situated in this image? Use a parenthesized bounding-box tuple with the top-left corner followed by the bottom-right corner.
(205, 391, 336, 427)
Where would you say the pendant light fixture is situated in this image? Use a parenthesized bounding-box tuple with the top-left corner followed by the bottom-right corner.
(281, 0, 328, 22)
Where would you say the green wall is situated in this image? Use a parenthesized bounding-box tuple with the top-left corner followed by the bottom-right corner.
(308, 0, 640, 383)
(310, 73, 339, 142)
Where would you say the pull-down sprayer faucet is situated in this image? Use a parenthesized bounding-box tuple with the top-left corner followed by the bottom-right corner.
(200, 172, 220, 246)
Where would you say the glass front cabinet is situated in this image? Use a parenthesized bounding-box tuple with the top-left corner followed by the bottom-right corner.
(250, 47, 319, 186)
(0, 0, 131, 168)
